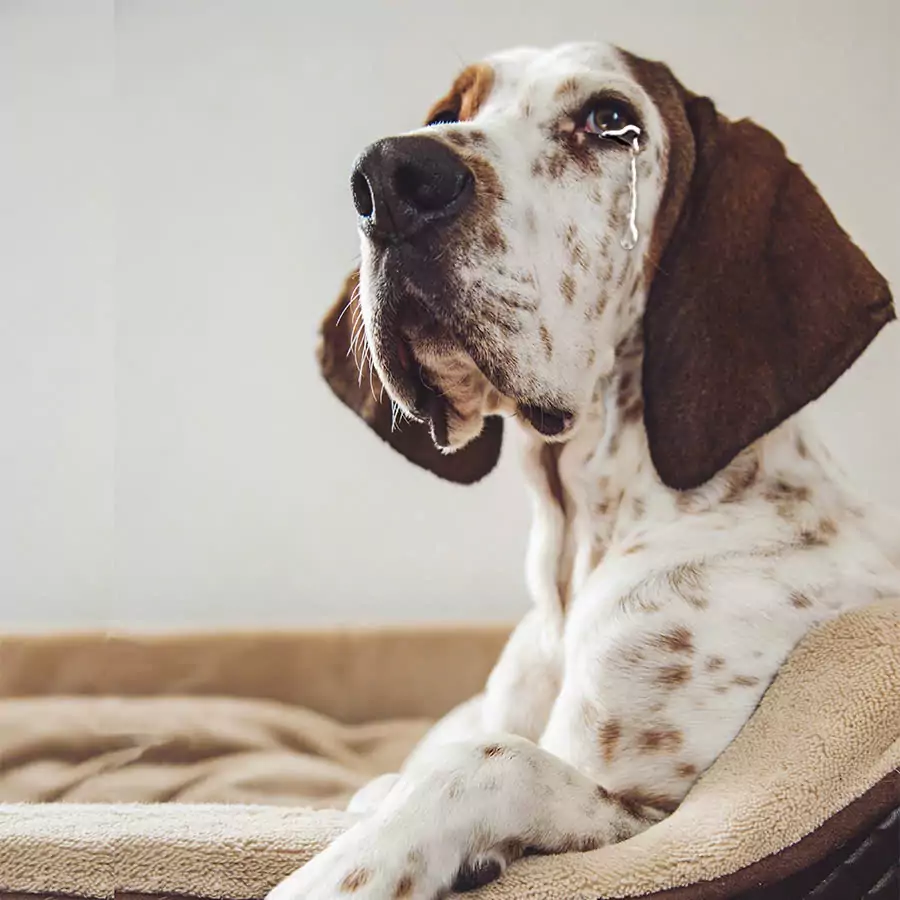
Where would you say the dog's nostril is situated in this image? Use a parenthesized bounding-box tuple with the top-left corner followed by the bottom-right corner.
(351, 170, 374, 217)
(394, 162, 470, 213)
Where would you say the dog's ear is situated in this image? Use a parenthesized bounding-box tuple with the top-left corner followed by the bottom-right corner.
(317, 270, 503, 485)
(642, 97, 894, 490)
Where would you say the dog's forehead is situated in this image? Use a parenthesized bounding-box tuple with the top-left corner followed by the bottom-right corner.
(482, 42, 630, 107)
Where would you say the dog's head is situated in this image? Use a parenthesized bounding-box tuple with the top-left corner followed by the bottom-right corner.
(320, 43, 894, 489)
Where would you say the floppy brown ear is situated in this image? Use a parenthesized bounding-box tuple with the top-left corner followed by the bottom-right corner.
(643, 97, 895, 490)
(317, 270, 503, 485)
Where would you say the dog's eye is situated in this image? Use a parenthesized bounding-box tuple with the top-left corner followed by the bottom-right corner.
(582, 99, 637, 142)
(427, 109, 458, 126)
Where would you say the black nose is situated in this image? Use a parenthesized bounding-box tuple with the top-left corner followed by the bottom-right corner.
(351, 136, 473, 241)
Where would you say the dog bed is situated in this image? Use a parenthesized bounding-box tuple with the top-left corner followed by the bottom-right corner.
(1, 602, 898, 900)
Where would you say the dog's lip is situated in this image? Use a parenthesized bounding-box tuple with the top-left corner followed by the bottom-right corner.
(388, 331, 576, 444)
(517, 404, 574, 437)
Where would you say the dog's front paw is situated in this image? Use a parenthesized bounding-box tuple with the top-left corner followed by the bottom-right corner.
(265, 822, 444, 900)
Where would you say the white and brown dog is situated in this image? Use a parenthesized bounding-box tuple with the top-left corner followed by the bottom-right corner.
(271, 42, 899, 900)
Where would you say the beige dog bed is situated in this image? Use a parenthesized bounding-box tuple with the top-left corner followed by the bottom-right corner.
(1, 602, 898, 900)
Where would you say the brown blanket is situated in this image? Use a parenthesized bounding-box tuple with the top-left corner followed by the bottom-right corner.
(0, 605, 898, 899)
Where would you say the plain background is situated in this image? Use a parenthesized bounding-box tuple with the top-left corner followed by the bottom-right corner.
(0, 1, 897, 630)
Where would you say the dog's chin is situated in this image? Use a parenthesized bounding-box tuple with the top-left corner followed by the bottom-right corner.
(391, 339, 512, 453)
(383, 339, 578, 452)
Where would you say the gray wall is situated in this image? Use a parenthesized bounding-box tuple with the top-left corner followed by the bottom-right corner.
(1, 0, 897, 629)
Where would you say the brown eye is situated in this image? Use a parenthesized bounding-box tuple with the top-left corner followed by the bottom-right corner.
(427, 109, 458, 126)
(583, 99, 635, 139)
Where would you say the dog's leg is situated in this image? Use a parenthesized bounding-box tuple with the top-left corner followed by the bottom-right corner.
(346, 609, 562, 817)
(266, 734, 655, 900)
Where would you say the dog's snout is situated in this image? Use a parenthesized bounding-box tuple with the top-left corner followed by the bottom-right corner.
(351, 136, 473, 240)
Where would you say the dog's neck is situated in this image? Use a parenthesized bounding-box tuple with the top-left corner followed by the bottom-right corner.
(518, 333, 883, 622)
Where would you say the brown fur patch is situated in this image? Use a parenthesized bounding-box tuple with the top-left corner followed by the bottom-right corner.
(637, 728, 683, 753)
(599, 719, 622, 764)
(341, 869, 372, 892)
(656, 664, 691, 688)
(668, 563, 708, 609)
(655, 625, 694, 655)
(393, 875, 415, 899)
(622, 397, 645, 423)
(721, 456, 761, 504)
(705, 655, 725, 671)
(560, 272, 576, 304)
(615, 788, 680, 818)
(676, 763, 698, 779)
(482, 222, 507, 253)
(624, 541, 646, 556)
(554, 76, 580, 99)
(799, 518, 837, 548)
(539, 323, 553, 359)
(482, 743, 505, 758)
(790, 590, 813, 609)
(546, 149, 567, 180)
(733, 674, 760, 687)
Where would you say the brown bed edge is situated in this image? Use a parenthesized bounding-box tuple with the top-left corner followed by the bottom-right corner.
(4, 770, 896, 900)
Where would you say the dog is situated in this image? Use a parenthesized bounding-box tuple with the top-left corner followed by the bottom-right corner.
(269, 42, 899, 900)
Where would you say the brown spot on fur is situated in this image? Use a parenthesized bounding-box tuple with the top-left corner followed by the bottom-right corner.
(586, 347, 596, 366)
(797, 437, 810, 459)
(733, 675, 760, 687)
(554, 76, 580, 99)
(482, 744, 504, 758)
(669, 563, 708, 609)
(443, 131, 470, 148)
(655, 625, 694, 655)
(538, 323, 553, 358)
(483, 222, 507, 254)
(624, 541, 646, 555)
(547, 150, 567, 179)
(799, 519, 837, 548)
(616, 789, 680, 818)
(790, 590, 813, 609)
(560, 272, 576, 304)
(618, 372, 636, 404)
(637, 728, 683, 753)
(722, 456, 760, 503)
(676, 763, 698, 779)
(393, 875, 414, 899)
(705, 655, 725, 671)
(763, 478, 809, 519)
(530, 158, 544, 178)
(599, 719, 622, 764)
(656, 664, 691, 688)
(622, 397, 644, 423)
(447, 776, 465, 799)
(341, 869, 372, 892)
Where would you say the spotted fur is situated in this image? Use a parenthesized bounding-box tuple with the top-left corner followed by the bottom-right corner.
(270, 41, 898, 900)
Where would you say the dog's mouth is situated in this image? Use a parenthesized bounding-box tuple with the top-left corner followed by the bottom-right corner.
(385, 328, 574, 450)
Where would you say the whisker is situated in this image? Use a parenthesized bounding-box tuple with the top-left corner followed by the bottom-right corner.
(335, 298, 354, 327)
